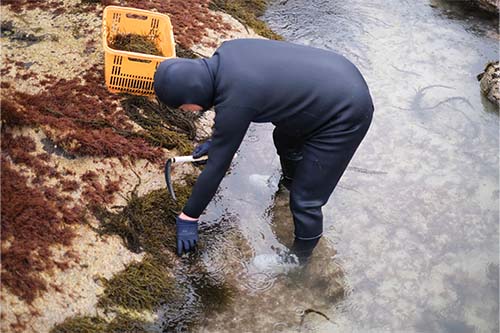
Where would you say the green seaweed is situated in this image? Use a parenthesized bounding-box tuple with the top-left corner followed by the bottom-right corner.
(175, 45, 201, 59)
(88, 173, 241, 330)
(107, 314, 149, 333)
(95, 179, 194, 257)
(49, 314, 149, 333)
(139, 126, 193, 156)
(50, 316, 107, 333)
(98, 255, 177, 311)
(110, 33, 163, 56)
(93, 179, 194, 315)
(190, 272, 235, 314)
(209, 0, 283, 40)
(121, 95, 198, 155)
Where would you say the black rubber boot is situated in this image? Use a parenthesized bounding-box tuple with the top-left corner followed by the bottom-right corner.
(291, 237, 320, 264)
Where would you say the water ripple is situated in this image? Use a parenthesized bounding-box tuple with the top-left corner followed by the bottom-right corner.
(241, 271, 277, 293)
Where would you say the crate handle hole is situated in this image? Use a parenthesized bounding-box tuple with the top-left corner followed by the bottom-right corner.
(128, 57, 152, 63)
(126, 13, 148, 20)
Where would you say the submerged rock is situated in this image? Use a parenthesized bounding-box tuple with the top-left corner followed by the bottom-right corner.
(301, 251, 346, 303)
(299, 308, 333, 333)
(477, 61, 500, 107)
(269, 184, 347, 302)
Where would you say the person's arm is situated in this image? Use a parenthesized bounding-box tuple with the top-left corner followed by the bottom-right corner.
(182, 106, 255, 218)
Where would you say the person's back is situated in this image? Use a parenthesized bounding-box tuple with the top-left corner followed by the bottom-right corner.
(208, 39, 373, 129)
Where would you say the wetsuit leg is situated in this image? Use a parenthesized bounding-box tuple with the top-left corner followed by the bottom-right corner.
(273, 127, 303, 188)
(290, 105, 373, 240)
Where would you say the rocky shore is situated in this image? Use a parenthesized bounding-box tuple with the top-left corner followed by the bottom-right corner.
(0, 1, 266, 332)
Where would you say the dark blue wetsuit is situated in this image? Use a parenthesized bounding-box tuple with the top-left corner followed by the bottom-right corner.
(154, 39, 373, 242)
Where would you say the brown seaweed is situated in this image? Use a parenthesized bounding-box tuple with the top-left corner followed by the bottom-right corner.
(109, 33, 163, 56)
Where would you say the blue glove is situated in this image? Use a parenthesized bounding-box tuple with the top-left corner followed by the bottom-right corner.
(176, 216, 199, 256)
(192, 139, 212, 159)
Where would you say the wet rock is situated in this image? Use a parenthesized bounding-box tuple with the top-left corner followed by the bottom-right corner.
(1, 20, 14, 36)
(11, 31, 43, 44)
(41, 137, 77, 159)
(477, 61, 500, 107)
(299, 309, 332, 332)
(432, 0, 499, 16)
(302, 248, 346, 303)
(0, 20, 43, 44)
(470, 0, 499, 13)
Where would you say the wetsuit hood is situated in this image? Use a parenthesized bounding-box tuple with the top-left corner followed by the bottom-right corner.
(153, 58, 214, 110)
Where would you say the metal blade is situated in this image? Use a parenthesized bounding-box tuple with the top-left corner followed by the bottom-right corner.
(164, 158, 176, 201)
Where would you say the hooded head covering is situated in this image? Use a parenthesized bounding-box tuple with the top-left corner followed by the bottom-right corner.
(153, 58, 215, 110)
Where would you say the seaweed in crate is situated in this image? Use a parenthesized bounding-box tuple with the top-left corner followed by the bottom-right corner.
(109, 33, 164, 56)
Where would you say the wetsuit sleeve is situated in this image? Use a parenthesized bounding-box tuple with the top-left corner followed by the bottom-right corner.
(182, 106, 255, 218)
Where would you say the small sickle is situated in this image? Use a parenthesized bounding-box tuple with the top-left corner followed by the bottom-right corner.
(164, 155, 208, 201)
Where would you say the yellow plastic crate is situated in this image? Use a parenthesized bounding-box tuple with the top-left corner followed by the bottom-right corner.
(102, 6, 176, 96)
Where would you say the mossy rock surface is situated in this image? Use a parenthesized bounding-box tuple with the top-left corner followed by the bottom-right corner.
(478, 61, 500, 107)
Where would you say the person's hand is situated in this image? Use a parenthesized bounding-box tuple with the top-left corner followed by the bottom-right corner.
(176, 215, 199, 256)
(192, 139, 212, 160)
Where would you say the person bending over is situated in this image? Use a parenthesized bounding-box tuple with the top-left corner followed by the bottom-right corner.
(154, 39, 374, 262)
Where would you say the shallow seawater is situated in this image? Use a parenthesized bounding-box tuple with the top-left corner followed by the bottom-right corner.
(165, 1, 499, 332)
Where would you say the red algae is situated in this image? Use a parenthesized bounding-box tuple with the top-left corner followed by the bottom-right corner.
(1, 132, 60, 179)
(81, 170, 99, 182)
(60, 179, 80, 192)
(1, 98, 27, 127)
(82, 177, 120, 206)
(0, 63, 153, 302)
(0, 129, 91, 304)
(1, 158, 79, 303)
(3, 64, 163, 162)
(1, 0, 65, 14)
